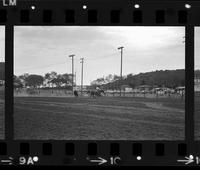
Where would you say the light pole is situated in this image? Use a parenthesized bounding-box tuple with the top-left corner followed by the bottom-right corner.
(118, 46, 124, 97)
(75, 71, 76, 87)
(80, 58, 84, 96)
(69, 54, 75, 93)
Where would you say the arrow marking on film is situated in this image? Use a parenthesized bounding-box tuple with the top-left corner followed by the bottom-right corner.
(177, 156, 194, 165)
(1, 157, 13, 165)
(90, 157, 107, 165)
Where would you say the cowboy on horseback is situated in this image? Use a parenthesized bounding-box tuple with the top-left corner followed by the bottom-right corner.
(88, 86, 105, 97)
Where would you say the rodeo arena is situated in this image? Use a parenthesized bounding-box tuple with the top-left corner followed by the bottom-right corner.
(14, 51, 186, 140)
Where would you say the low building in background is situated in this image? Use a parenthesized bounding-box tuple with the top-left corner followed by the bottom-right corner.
(121, 85, 133, 92)
(136, 85, 152, 92)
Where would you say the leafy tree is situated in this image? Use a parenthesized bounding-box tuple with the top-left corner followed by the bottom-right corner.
(18, 73, 29, 87)
(91, 77, 105, 86)
(51, 73, 73, 87)
(44, 71, 58, 87)
(14, 75, 23, 88)
(62, 73, 73, 85)
(91, 74, 121, 88)
(113, 75, 120, 81)
(26, 74, 44, 88)
(44, 73, 51, 87)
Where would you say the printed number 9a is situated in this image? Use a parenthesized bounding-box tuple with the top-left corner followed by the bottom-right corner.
(19, 157, 35, 165)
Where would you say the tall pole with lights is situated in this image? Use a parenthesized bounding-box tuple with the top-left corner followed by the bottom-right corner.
(118, 46, 124, 97)
(80, 58, 84, 96)
(69, 54, 75, 93)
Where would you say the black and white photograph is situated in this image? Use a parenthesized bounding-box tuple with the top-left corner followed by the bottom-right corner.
(195, 27, 200, 140)
(0, 26, 5, 139)
(14, 26, 185, 140)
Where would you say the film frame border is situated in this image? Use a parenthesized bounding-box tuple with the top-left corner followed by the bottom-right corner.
(0, 0, 199, 166)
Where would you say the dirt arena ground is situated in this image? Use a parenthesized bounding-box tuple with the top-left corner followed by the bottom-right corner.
(195, 92, 200, 140)
(14, 96, 185, 140)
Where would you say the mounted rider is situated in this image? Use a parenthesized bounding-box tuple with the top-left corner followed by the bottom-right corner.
(88, 86, 105, 97)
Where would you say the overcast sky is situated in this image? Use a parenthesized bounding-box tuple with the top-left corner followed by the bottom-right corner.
(12, 26, 187, 85)
(0, 27, 5, 62)
(195, 27, 200, 70)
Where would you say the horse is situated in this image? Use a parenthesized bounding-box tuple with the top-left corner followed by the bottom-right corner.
(74, 90, 78, 97)
(87, 89, 105, 98)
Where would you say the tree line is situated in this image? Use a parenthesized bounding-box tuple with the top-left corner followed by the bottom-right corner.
(14, 71, 74, 89)
(12, 69, 200, 90)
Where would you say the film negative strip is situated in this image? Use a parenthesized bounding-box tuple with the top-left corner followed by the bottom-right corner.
(0, 0, 199, 166)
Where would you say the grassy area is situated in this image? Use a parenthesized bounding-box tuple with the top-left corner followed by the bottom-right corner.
(14, 96, 185, 140)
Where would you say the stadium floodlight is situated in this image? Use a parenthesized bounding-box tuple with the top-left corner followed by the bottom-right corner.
(80, 58, 84, 96)
(69, 54, 75, 92)
(117, 46, 124, 97)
